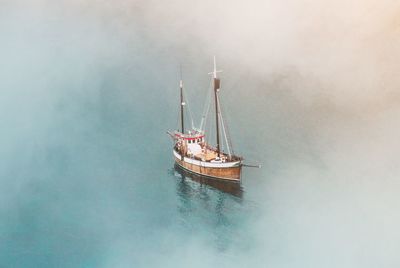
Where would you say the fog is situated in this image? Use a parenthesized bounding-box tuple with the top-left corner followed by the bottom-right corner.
(1, 0, 399, 267)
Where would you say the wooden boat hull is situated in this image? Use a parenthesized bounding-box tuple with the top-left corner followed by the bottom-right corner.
(174, 151, 241, 182)
(174, 163, 243, 197)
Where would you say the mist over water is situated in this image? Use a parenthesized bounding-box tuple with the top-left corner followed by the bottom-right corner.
(1, 1, 399, 267)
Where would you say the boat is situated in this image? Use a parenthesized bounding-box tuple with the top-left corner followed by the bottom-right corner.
(168, 57, 243, 183)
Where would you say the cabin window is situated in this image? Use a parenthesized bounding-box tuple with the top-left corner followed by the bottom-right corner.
(188, 140, 191, 144)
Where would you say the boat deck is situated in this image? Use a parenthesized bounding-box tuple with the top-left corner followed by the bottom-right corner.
(194, 150, 218, 161)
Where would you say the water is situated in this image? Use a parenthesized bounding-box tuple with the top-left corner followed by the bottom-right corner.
(0, 94, 258, 267)
(1, 2, 400, 268)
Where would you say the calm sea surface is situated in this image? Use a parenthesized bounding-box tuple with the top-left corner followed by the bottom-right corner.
(1, 4, 399, 267)
(0, 65, 266, 267)
(0, 103, 264, 267)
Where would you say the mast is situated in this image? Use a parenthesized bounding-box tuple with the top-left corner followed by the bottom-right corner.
(180, 79, 184, 134)
(179, 79, 185, 160)
(212, 56, 221, 158)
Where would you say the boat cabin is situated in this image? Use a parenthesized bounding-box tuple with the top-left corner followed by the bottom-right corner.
(174, 130, 204, 154)
(174, 130, 229, 162)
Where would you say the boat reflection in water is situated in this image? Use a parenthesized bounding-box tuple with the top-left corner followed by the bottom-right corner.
(172, 164, 244, 251)
(173, 163, 243, 198)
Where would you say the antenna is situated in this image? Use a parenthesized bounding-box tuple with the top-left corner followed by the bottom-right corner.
(208, 56, 222, 78)
(179, 64, 183, 87)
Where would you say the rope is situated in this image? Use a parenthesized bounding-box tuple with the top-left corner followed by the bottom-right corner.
(175, 107, 180, 131)
(217, 95, 232, 158)
(200, 79, 213, 131)
(218, 94, 235, 156)
(206, 96, 215, 148)
(182, 86, 195, 130)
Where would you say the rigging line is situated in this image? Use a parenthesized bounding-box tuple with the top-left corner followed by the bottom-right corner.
(200, 89, 210, 130)
(175, 107, 180, 131)
(182, 86, 195, 130)
(220, 95, 234, 155)
(218, 94, 235, 155)
(217, 96, 224, 155)
(207, 98, 215, 149)
(176, 89, 182, 131)
(200, 79, 213, 131)
(217, 94, 232, 158)
(220, 114, 226, 156)
(201, 87, 212, 131)
(220, 113, 230, 157)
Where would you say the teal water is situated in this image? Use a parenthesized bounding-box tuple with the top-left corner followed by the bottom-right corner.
(0, 8, 260, 266)
(1, 2, 400, 268)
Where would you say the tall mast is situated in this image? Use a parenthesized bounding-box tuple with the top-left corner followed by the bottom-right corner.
(212, 56, 221, 158)
(179, 79, 185, 160)
(180, 79, 184, 134)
